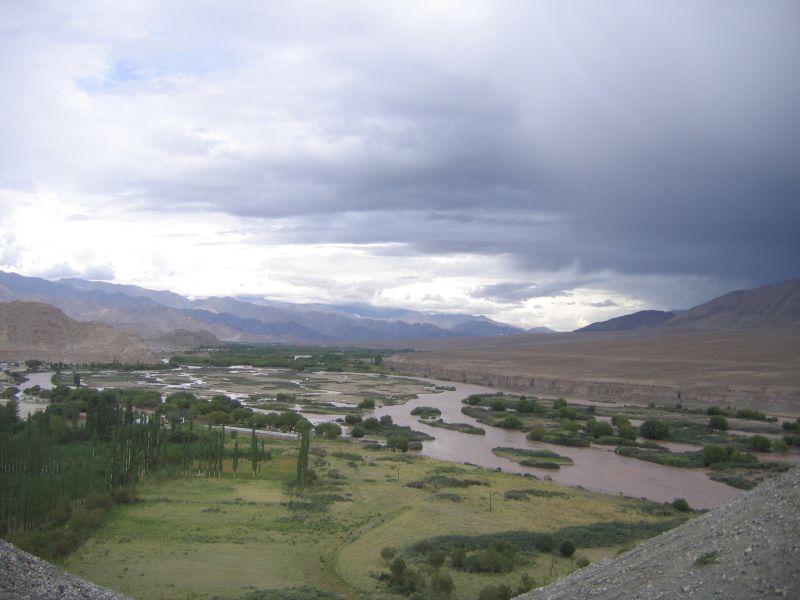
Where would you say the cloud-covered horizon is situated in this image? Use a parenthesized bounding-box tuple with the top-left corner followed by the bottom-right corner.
(1, 1, 798, 330)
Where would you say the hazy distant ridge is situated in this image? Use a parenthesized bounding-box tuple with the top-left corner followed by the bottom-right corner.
(0, 271, 535, 343)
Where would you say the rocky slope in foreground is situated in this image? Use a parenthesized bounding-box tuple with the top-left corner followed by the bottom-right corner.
(0, 300, 157, 364)
(518, 467, 799, 600)
(0, 539, 131, 600)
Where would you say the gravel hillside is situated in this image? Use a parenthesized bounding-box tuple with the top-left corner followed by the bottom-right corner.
(0, 300, 156, 364)
(518, 467, 800, 599)
(0, 539, 131, 600)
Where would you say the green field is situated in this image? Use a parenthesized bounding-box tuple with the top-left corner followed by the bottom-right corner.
(61, 437, 689, 600)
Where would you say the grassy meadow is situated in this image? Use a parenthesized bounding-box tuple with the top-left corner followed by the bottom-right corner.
(61, 436, 689, 600)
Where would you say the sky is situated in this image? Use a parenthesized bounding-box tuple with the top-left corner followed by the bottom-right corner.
(1, 1, 798, 331)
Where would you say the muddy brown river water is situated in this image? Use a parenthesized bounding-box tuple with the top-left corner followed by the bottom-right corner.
(372, 379, 745, 509)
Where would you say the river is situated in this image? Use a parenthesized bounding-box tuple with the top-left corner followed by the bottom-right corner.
(372, 378, 744, 510)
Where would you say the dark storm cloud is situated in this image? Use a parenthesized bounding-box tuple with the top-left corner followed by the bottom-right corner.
(3, 0, 799, 309)
(139, 2, 799, 288)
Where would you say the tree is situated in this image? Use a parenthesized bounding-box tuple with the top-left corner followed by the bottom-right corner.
(232, 439, 239, 478)
(430, 572, 454, 599)
(295, 420, 312, 487)
(672, 498, 690, 512)
(750, 434, 771, 452)
(590, 421, 614, 438)
(72, 371, 81, 388)
(387, 434, 409, 452)
(639, 418, 669, 440)
(1, 399, 19, 431)
(251, 425, 258, 478)
(558, 539, 576, 558)
(381, 547, 397, 562)
(703, 444, 729, 465)
(617, 423, 638, 440)
(499, 416, 523, 429)
(314, 422, 342, 439)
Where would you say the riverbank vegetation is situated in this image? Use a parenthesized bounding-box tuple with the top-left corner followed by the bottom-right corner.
(458, 393, 798, 489)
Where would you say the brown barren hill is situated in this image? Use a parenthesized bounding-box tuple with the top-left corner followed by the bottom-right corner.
(665, 278, 800, 330)
(0, 301, 157, 364)
(383, 329, 800, 415)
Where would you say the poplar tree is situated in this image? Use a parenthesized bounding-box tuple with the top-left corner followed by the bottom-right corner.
(295, 420, 311, 488)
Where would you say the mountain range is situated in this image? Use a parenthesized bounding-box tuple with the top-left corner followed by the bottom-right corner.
(0, 270, 546, 344)
(575, 278, 800, 332)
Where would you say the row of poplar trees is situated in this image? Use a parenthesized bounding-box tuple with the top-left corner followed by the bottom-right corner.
(0, 388, 270, 536)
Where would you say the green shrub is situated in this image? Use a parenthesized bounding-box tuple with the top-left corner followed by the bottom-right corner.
(772, 440, 789, 453)
(590, 421, 614, 438)
(381, 546, 397, 561)
(611, 415, 631, 427)
(694, 551, 719, 567)
(558, 539, 576, 557)
(576, 556, 590, 568)
(535, 533, 554, 552)
(708, 415, 729, 431)
(671, 498, 690, 512)
(490, 399, 506, 412)
(562, 420, 579, 433)
(464, 548, 513, 573)
(478, 585, 513, 600)
(499, 416, 523, 429)
(559, 406, 578, 420)
(703, 444, 729, 465)
(617, 424, 638, 440)
(750, 435, 771, 452)
(430, 572, 454, 598)
(735, 409, 766, 421)
(639, 419, 670, 440)
(451, 549, 466, 569)
(526, 427, 547, 441)
(516, 573, 535, 595)
(411, 406, 442, 418)
(314, 422, 342, 439)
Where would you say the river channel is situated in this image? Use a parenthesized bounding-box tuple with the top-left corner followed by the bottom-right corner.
(2, 369, 755, 509)
(372, 378, 744, 510)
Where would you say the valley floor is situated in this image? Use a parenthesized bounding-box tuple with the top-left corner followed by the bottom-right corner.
(60, 438, 690, 600)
